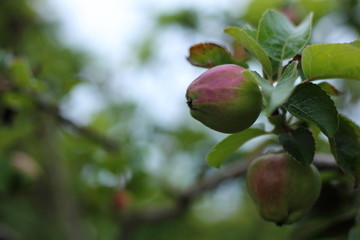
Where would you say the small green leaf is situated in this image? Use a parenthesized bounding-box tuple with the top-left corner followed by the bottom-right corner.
(224, 26, 272, 78)
(258, 10, 313, 61)
(265, 61, 298, 114)
(302, 42, 360, 80)
(279, 127, 315, 165)
(318, 82, 342, 96)
(242, 70, 273, 104)
(207, 128, 269, 168)
(284, 82, 339, 137)
(187, 42, 241, 68)
(329, 115, 360, 188)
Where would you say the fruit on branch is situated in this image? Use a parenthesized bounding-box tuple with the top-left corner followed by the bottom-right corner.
(186, 64, 262, 133)
(246, 153, 321, 226)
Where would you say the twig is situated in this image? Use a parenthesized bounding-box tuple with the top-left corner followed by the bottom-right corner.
(33, 94, 120, 152)
(117, 154, 338, 239)
(0, 223, 23, 240)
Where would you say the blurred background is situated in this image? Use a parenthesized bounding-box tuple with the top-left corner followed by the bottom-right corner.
(1, 0, 360, 239)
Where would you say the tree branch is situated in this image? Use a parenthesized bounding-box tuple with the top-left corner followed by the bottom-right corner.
(0, 223, 22, 240)
(118, 154, 339, 239)
(33, 94, 120, 152)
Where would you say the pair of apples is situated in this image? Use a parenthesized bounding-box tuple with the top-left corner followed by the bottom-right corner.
(186, 65, 321, 225)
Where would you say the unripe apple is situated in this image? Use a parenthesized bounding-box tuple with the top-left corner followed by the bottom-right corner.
(246, 153, 321, 226)
(186, 64, 262, 133)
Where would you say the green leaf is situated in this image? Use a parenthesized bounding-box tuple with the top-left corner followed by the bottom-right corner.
(302, 42, 360, 80)
(265, 61, 298, 114)
(224, 27, 273, 77)
(329, 115, 360, 188)
(299, 0, 339, 22)
(207, 128, 269, 168)
(284, 82, 339, 137)
(318, 82, 342, 96)
(187, 42, 241, 68)
(258, 10, 313, 61)
(242, 70, 273, 104)
(279, 127, 315, 165)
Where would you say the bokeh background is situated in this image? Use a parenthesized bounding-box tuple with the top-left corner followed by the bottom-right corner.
(1, 0, 360, 239)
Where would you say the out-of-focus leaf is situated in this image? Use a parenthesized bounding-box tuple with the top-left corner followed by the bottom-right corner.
(9, 58, 33, 87)
(157, 9, 198, 29)
(231, 41, 250, 63)
(318, 82, 342, 96)
(243, 0, 284, 26)
(0, 116, 33, 150)
(8, 58, 45, 91)
(299, 0, 339, 21)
